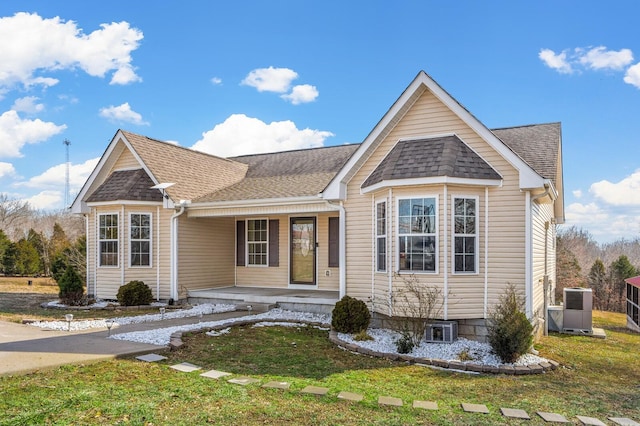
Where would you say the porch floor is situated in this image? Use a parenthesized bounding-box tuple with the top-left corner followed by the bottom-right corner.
(187, 286, 340, 309)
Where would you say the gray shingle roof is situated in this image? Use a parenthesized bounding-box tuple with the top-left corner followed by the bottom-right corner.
(362, 135, 502, 189)
(492, 122, 561, 184)
(86, 169, 162, 203)
(195, 144, 359, 202)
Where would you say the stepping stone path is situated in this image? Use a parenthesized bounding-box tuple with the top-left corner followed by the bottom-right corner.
(200, 369, 232, 379)
(378, 396, 402, 407)
(461, 403, 489, 414)
(337, 391, 363, 402)
(137, 354, 636, 425)
(501, 407, 531, 420)
(170, 362, 201, 372)
(577, 415, 608, 426)
(537, 411, 570, 423)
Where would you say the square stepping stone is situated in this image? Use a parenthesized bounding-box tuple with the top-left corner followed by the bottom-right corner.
(136, 353, 167, 362)
(200, 369, 232, 379)
(300, 385, 329, 396)
(337, 391, 363, 402)
(609, 418, 640, 426)
(577, 415, 607, 426)
(501, 408, 530, 419)
(413, 400, 438, 410)
(462, 403, 489, 414)
(170, 362, 201, 372)
(262, 381, 290, 390)
(537, 412, 570, 423)
(227, 377, 260, 385)
(378, 396, 402, 407)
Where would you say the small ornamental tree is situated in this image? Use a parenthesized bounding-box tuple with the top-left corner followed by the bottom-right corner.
(488, 284, 533, 363)
(57, 266, 85, 306)
(331, 295, 371, 333)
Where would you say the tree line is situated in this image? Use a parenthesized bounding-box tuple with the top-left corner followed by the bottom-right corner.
(0, 195, 85, 281)
(557, 226, 639, 313)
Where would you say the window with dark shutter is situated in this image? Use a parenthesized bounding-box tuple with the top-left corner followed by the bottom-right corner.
(236, 220, 245, 266)
(269, 219, 279, 267)
(328, 217, 339, 267)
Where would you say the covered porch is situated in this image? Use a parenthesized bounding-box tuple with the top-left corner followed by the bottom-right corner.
(188, 286, 340, 314)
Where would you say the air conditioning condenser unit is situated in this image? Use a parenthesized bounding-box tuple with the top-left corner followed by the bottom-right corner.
(563, 287, 593, 334)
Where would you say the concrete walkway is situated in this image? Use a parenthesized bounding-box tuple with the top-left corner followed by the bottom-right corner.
(0, 310, 248, 377)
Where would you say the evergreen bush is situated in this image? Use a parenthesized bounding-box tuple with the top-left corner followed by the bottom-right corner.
(331, 295, 371, 333)
(117, 280, 153, 306)
(57, 266, 85, 306)
(488, 284, 534, 363)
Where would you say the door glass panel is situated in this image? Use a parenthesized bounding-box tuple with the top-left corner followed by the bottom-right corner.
(291, 217, 315, 284)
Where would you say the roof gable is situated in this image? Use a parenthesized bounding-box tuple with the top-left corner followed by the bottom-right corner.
(362, 135, 502, 191)
(323, 71, 546, 200)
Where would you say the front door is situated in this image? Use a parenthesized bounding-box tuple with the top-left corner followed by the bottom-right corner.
(290, 217, 316, 285)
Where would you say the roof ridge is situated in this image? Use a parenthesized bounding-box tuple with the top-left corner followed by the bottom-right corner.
(229, 143, 359, 160)
(491, 122, 561, 131)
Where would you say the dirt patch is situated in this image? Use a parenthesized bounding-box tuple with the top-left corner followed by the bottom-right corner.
(0, 292, 55, 312)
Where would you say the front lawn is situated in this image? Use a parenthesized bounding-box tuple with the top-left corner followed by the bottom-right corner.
(0, 311, 637, 425)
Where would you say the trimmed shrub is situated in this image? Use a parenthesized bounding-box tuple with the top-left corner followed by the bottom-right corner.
(57, 266, 85, 306)
(331, 295, 371, 333)
(117, 280, 153, 306)
(488, 284, 534, 363)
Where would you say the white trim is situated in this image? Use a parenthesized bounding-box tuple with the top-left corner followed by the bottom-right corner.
(444, 185, 448, 320)
(450, 194, 480, 275)
(187, 200, 336, 218)
(156, 206, 160, 301)
(93, 211, 98, 296)
(387, 188, 393, 316)
(190, 196, 321, 209)
(362, 177, 502, 194)
(87, 200, 162, 207)
(170, 205, 186, 301)
(484, 187, 489, 318)
(97, 212, 120, 268)
(395, 194, 439, 275)
(120, 206, 125, 284)
(371, 195, 375, 307)
(338, 202, 346, 298)
(84, 214, 90, 296)
(525, 191, 533, 318)
(246, 218, 269, 267)
(128, 212, 153, 268)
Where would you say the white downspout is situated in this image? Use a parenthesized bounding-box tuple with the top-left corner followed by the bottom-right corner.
(338, 201, 346, 299)
(525, 191, 533, 318)
(484, 187, 489, 318)
(387, 188, 393, 317)
(171, 203, 186, 301)
(443, 185, 448, 320)
(84, 214, 90, 296)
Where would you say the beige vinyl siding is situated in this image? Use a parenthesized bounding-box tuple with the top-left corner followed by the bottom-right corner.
(90, 205, 170, 300)
(344, 88, 527, 320)
(235, 213, 340, 290)
(177, 216, 235, 298)
(110, 146, 141, 171)
(531, 201, 556, 319)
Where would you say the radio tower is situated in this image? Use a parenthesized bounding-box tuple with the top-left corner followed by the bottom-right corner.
(63, 139, 71, 208)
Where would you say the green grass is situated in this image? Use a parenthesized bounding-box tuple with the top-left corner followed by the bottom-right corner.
(0, 311, 638, 425)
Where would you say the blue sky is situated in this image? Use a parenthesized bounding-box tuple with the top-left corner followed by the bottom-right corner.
(1, 1, 639, 243)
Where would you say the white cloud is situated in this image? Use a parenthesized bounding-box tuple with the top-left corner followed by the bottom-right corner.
(0, 110, 66, 158)
(19, 157, 99, 191)
(590, 170, 640, 206)
(572, 189, 582, 198)
(12, 96, 44, 114)
(578, 46, 633, 70)
(565, 200, 640, 243)
(0, 162, 16, 178)
(99, 102, 148, 125)
(281, 84, 319, 105)
(0, 12, 143, 94)
(623, 63, 640, 88)
(211, 77, 222, 85)
(191, 113, 334, 157)
(25, 190, 62, 210)
(539, 49, 573, 74)
(241, 67, 298, 93)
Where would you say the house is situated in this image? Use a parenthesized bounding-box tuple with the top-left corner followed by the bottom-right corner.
(625, 276, 640, 332)
(71, 71, 564, 340)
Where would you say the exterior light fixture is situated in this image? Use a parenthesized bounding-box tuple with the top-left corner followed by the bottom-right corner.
(65, 313, 74, 331)
(105, 318, 114, 336)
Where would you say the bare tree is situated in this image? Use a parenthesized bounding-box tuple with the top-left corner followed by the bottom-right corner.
(0, 194, 31, 240)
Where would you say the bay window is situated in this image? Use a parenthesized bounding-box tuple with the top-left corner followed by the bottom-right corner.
(453, 197, 478, 273)
(130, 213, 151, 267)
(99, 213, 118, 267)
(376, 201, 386, 272)
(398, 197, 437, 272)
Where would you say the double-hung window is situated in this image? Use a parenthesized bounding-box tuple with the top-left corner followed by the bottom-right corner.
(453, 197, 478, 273)
(376, 201, 387, 272)
(130, 213, 151, 267)
(99, 213, 119, 267)
(398, 197, 437, 272)
(247, 219, 268, 266)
